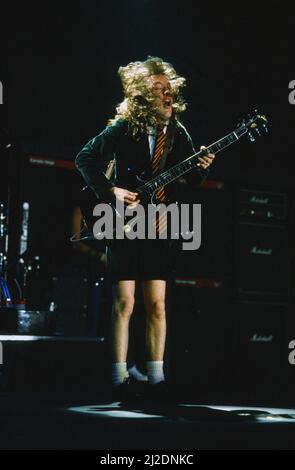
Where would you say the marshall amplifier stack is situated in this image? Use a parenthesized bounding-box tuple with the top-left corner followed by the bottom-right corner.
(169, 182, 291, 400)
(236, 189, 288, 296)
(233, 188, 290, 397)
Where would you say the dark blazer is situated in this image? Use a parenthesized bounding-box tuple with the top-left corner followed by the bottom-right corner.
(75, 118, 208, 202)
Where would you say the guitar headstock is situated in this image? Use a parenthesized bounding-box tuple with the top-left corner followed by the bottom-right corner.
(237, 110, 270, 142)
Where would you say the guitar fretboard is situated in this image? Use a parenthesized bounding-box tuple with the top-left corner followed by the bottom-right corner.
(136, 126, 245, 199)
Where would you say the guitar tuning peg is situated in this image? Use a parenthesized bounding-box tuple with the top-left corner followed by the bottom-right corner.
(248, 132, 256, 142)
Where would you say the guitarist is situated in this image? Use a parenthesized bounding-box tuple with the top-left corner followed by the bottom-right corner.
(75, 56, 215, 401)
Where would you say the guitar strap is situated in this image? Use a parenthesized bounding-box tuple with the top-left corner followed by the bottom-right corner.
(105, 159, 115, 179)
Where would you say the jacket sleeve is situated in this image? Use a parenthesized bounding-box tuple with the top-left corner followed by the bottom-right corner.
(75, 119, 127, 198)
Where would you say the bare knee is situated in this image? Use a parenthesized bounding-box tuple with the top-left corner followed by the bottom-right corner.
(113, 296, 135, 320)
(146, 299, 166, 321)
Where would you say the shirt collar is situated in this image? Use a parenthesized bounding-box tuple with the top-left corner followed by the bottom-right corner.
(147, 120, 170, 136)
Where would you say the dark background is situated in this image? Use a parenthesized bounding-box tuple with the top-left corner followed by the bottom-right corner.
(0, 0, 295, 397)
(0, 0, 294, 177)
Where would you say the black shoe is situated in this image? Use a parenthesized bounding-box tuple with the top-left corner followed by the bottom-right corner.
(143, 381, 178, 405)
(111, 377, 148, 403)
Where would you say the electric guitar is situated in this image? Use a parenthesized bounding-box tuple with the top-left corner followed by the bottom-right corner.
(78, 111, 270, 239)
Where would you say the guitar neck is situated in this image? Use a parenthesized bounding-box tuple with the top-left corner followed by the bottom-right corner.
(136, 126, 245, 198)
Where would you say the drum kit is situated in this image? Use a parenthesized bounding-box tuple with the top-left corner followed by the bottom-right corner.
(0, 132, 57, 333)
(0, 127, 12, 310)
(0, 202, 12, 307)
(0, 154, 106, 336)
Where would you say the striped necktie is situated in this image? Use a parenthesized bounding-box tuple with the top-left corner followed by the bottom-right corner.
(151, 129, 168, 234)
(151, 129, 166, 202)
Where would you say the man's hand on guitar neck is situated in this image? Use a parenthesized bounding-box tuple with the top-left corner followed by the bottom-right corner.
(197, 146, 215, 170)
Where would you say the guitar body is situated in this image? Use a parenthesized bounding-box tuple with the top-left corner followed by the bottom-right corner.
(79, 178, 164, 237)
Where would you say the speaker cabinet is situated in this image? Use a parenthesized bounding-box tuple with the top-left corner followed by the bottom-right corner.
(232, 301, 289, 392)
(173, 182, 234, 277)
(236, 222, 289, 296)
(168, 282, 232, 395)
(52, 274, 89, 336)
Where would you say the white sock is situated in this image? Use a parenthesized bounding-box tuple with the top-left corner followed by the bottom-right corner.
(128, 365, 148, 382)
(146, 361, 165, 385)
(111, 362, 129, 386)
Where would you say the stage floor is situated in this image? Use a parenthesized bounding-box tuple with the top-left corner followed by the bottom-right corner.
(1, 392, 295, 450)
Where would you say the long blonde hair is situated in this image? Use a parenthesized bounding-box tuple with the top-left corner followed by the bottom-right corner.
(109, 56, 187, 135)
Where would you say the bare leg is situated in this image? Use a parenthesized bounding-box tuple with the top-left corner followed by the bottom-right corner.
(111, 280, 135, 363)
(142, 280, 166, 361)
